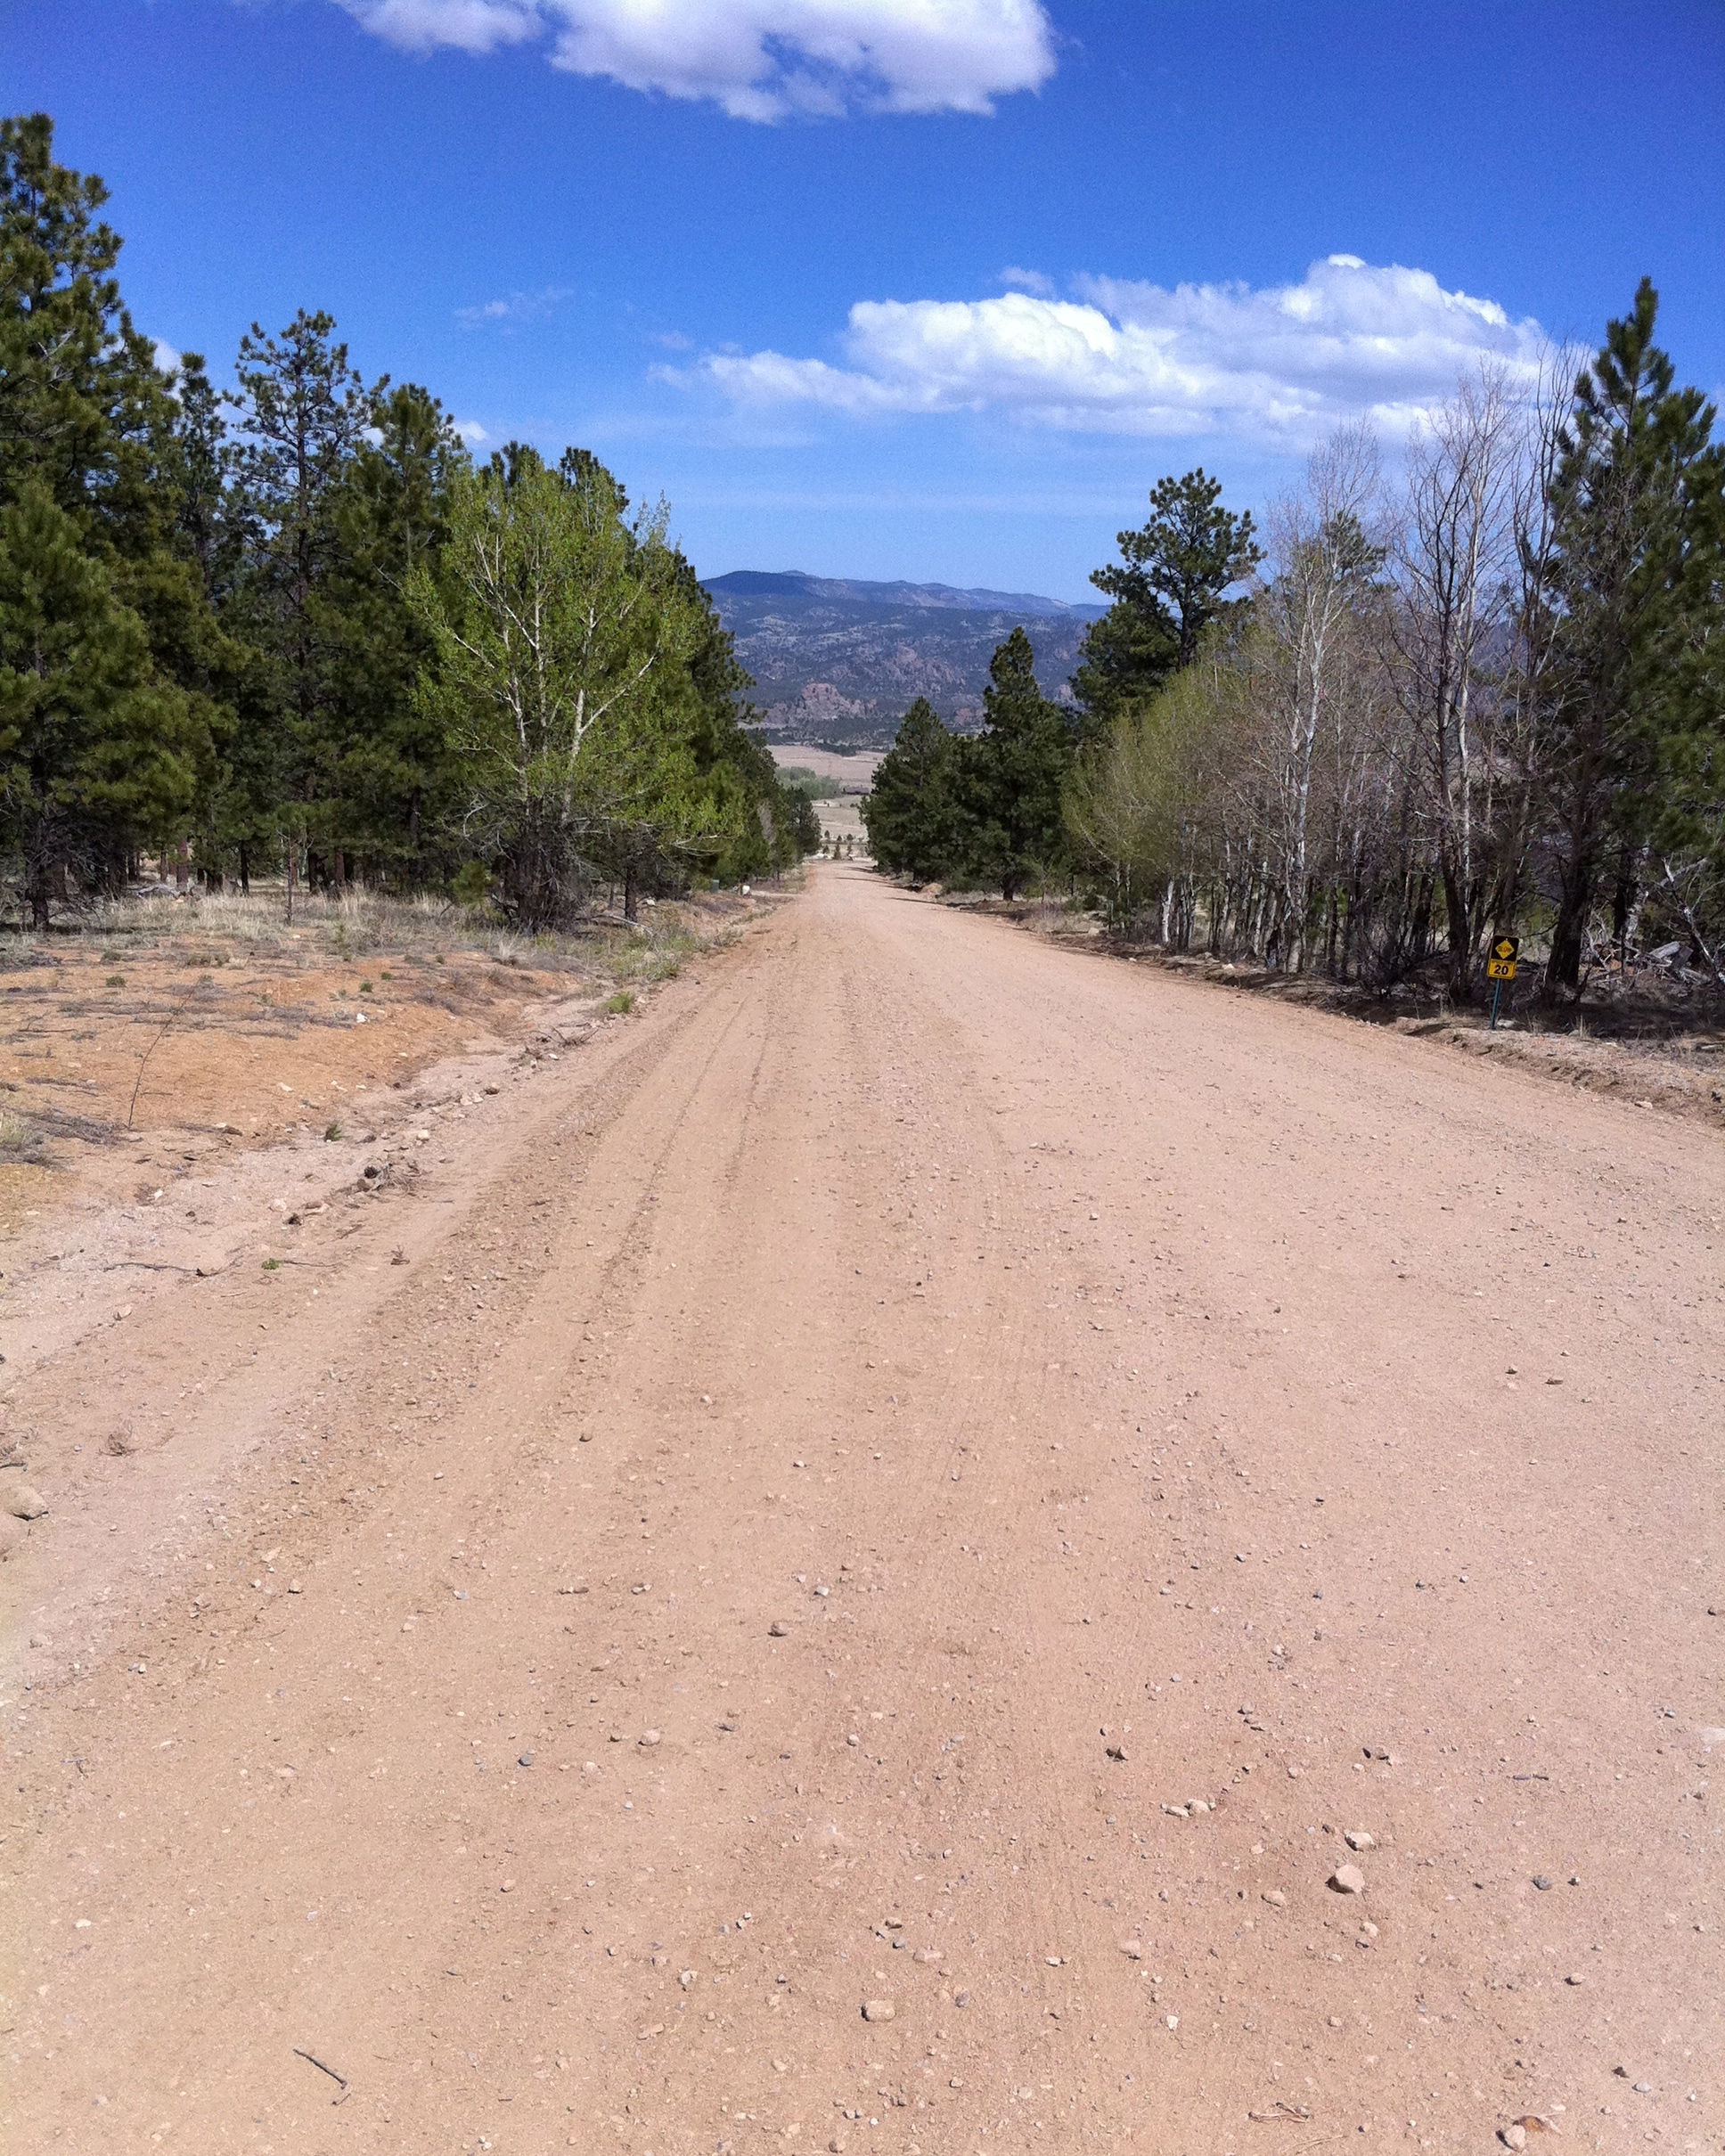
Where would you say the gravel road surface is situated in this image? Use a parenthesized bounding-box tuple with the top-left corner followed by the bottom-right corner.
(4, 862, 1719, 2152)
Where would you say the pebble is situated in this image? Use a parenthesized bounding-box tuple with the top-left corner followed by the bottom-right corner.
(4, 1483, 48, 1522)
(768, 1621, 790, 1637)
(1118, 1939, 1143, 1958)
(1105, 1743, 1128, 1762)
(1261, 1891, 1286, 1908)
(640, 1729, 662, 1748)
(518, 1751, 535, 1768)
(862, 1998, 895, 2022)
(1165, 2014, 1178, 2030)
(1565, 1972, 1585, 1986)
(1328, 1864, 1366, 1895)
(1533, 1874, 1553, 1890)
(953, 1991, 971, 2007)
(1344, 1831, 1375, 1851)
(1500, 2126, 1526, 2151)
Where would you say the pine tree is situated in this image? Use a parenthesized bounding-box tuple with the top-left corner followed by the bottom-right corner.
(1075, 469, 1261, 728)
(960, 629, 1076, 899)
(225, 309, 378, 890)
(862, 698, 961, 880)
(324, 381, 467, 881)
(1538, 280, 1724, 992)
(0, 482, 201, 922)
(0, 113, 224, 904)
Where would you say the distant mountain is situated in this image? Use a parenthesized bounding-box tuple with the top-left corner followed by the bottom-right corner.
(703, 570, 1107, 746)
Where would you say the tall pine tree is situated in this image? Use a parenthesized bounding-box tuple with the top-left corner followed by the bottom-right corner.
(1539, 280, 1724, 992)
(960, 629, 1076, 899)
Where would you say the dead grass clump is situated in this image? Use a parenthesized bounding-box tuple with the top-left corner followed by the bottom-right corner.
(0, 1110, 44, 1162)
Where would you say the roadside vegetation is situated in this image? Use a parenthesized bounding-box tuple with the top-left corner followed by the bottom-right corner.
(0, 114, 819, 943)
(866, 283, 1724, 1012)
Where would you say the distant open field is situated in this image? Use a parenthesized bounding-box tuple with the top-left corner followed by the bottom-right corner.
(768, 743, 882, 792)
(771, 743, 879, 853)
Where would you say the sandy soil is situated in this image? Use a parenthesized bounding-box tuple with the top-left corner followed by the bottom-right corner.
(2, 864, 1719, 2154)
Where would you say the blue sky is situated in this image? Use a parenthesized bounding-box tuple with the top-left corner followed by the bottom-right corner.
(5, 1, 1722, 598)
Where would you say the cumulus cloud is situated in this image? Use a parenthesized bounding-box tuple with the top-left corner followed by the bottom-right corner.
(688, 257, 1549, 442)
(336, 0, 1055, 119)
(454, 419, 490, 444)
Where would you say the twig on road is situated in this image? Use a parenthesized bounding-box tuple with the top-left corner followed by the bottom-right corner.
(292, 2048, 350, 2103)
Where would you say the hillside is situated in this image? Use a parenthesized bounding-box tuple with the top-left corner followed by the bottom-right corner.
(704, 569, 1106, 745)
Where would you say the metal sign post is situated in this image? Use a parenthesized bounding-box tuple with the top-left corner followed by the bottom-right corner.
(1485, 935, 1519, 1030)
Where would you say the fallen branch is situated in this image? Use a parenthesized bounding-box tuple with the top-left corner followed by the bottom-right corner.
(292, 2047, 350, 2103)
(127, 994, 192, 1131)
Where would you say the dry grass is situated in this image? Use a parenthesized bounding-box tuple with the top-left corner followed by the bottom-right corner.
(0, 886, 751, 1208)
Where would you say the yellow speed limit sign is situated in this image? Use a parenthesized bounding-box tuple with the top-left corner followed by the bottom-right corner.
(1486, 935, 1519, 981)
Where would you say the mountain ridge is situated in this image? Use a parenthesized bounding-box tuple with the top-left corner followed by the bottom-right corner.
(702, 569, 1106, 745)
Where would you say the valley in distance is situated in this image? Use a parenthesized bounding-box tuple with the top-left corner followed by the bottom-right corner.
(704, 568, 1103, 747)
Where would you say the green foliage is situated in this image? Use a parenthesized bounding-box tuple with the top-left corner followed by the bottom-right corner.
(220, 308, 379, 863)
(1075, 468, 1261, 729)
(867, 641, 1080, 896)
(411, 446, 740, 927)
(959, 628, 1077, 898)
(862, 698, 961, 880)
(0, 481, 202, 921)
(778, 765, 843, 799)
(1066, 649, 1233, 920)
(0, 113, 225, 914)
(1538, 279, 1725, 990)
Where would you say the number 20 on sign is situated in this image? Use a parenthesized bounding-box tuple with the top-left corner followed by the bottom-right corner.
(1486, 935, 1519, 1027)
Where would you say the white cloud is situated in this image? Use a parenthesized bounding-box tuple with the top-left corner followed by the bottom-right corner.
(688, 257, 1549, 442)
(455, 419, 490, 444)
(454, 284, 574, 328)
(999, 265, 1054, 297)
(151, 338, 184, 379)
(336, 0, 1055, 119)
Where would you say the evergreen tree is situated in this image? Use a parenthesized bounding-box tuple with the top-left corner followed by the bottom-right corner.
(225, 309, 379, 886)
(324, 381, 467, 880)
(1075, 468, 1261, 727)
(1538, 280, 1724, 992)
(0, 482, 201, 922)
(960, 629, 1075, 899)
(862, 698, 961, 879)
(0, 113, 225, 905)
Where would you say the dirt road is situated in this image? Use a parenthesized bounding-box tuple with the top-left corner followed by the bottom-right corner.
(4, 863, 1720, 2153)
